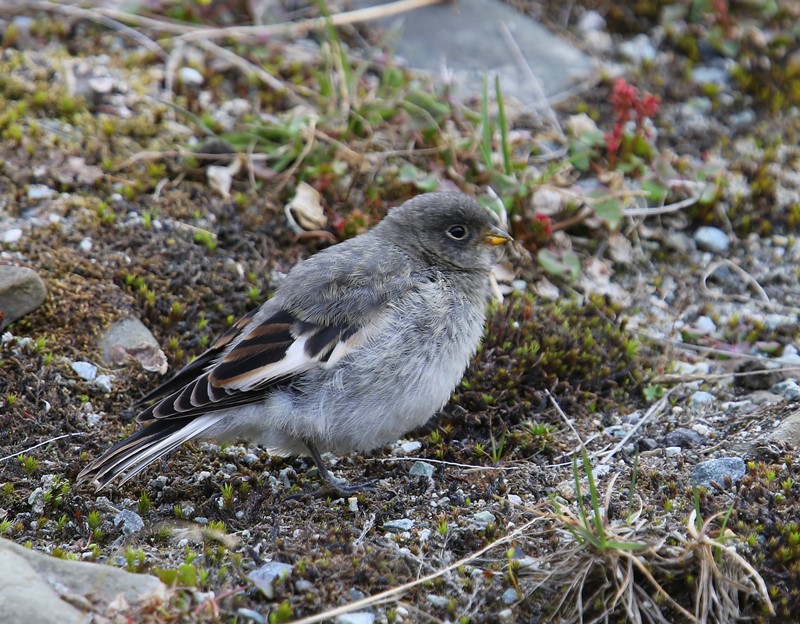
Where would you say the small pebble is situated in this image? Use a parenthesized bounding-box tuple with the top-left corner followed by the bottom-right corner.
(178, 66, 204, 86)
(93, 374, 113, 393)
(502, 587, 519, 605)
(664, 446, 682, 458)
(471, 511, 496, 527)
(691, 457, 746, 489)
(71, 361, 98, 381)
(409, 461, 435, 478)
(577, 10, 605, 33)
(27, 184, 57, 200)
(249, 561, 293, 599)
(694, 315, 716, 334)
(426, 594, 450, 608)
(114, 510, 145, 536)
(771, 379, 800, 401)
(383, 518, 414, 533)
(2, 228, 22, 244)
(619, 34, 657, 63)
(694, 226, 729, 253)
(663, 427, 706, 448)
(400, 440, 422, 454)
(334, 613, 375, 624)
(691, 391, 716, 407)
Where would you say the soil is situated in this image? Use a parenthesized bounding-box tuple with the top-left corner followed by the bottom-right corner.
(1, 1, 799, 622)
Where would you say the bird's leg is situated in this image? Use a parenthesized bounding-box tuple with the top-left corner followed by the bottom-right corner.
(304, 440, 377, 496)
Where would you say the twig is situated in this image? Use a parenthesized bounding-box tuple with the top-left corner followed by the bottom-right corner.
(546, 389, 584, 446)
(372, 456, 522, 472)
(624, 183, 705, 217)
(173, 0, 446, 43)
(597, 388, 678, 466)
(289, 516, 545, 624)
(18, 1, 167, 58)
(702, 259, 771, 306)
(0, 434, 78, 463)
(496, 21, 568, 163)
(651, 365, 800, 385)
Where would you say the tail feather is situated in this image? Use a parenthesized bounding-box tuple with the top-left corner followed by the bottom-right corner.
(77, 415, 223, 489)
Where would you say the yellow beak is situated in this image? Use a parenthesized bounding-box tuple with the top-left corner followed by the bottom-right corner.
(484, 225, 513, 246)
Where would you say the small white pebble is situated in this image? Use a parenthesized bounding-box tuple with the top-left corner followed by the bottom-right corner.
(2, 228, 22, 244)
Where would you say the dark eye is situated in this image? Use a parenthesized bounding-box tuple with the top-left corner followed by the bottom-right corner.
(447, 225, 468, 240)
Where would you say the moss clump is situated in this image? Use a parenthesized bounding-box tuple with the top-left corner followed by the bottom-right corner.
(445, 292, 649, 439)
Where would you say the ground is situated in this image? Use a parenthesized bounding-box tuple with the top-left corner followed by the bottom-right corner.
(1, 1, 800, 623)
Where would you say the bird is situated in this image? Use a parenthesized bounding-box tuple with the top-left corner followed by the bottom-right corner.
(77, 192, 512, 495)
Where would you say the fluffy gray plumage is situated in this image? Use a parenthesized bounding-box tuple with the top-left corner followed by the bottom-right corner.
(77, 192, 511, 493)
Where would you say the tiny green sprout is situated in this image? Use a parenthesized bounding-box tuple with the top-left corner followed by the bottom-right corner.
(782, 478, 794, 492)
(42, 353, 54, 365)
(170, 301, 184, 318)
(225, 314, 236, 326)
(197, 567, 211, 588)
(5, 394, 17, 406)
(199, 335, 209, 348)
(32, 336, 47, 354)
(87, 510, 102, 531)
(429, 430, 441, 444)
(220, 483, 235, 509)
(234, 192, 247, 208)
(270, 602, 294, 624)
(142, 210, 153, 228)
(765, 469, 777, 483)
(239, 481, 250, 497)
(124, 547, 147, 572)
(32, 90, 47, 107)
(183, 546, 198, 565)
(3, 483, 14, 498)
(138, 491, 151, 515)
(147, 163, 166, 179)
(59, 95, 77, 115)
(95, 201, 116, 224)
(248, 286, 262, 302)
(101, 119, 116, 136)
(5, 123, 22, 142)
(173, 504, 186, 520)
(0, 519, 12, 535)
(56, 514, 68, 531)
(19, 455, 38, 475)
(196, 315, 209, 331)
(192, 229, 216, 251)
(437, 517, 448, 536)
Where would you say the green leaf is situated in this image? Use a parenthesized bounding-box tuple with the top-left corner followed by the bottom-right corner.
(641, 178, 668, 203)
(592, 197, 623, 230)
(177, 563, 197, 587)
(398, 163, 440, 192)
(537, 249, 581, 281)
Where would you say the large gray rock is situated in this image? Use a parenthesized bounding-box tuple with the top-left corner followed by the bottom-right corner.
(0, 538, 166, 623)
(0, 265, 47, 329)
(354, 0, 594, 106)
